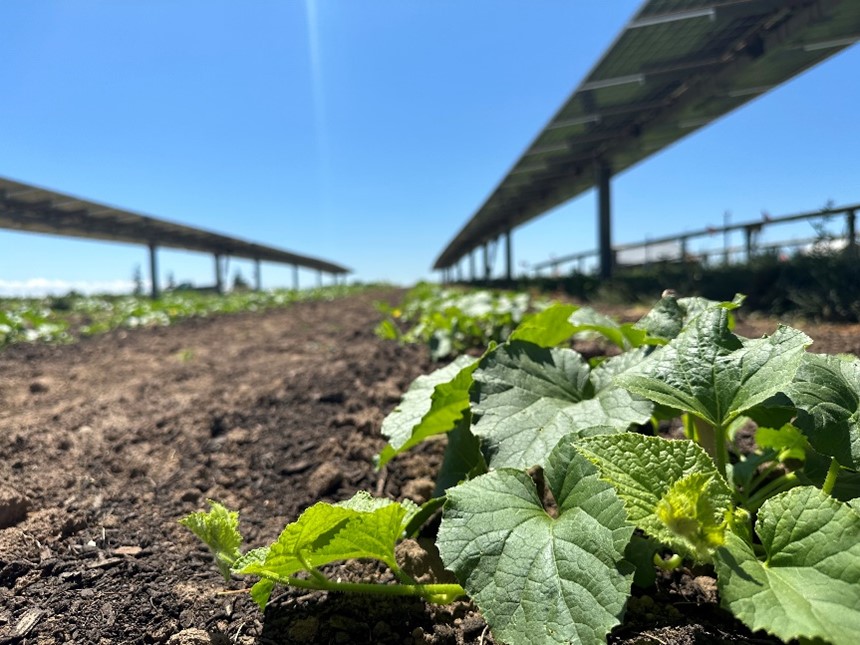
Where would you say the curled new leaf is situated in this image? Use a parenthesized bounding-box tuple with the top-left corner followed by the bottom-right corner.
(577, 434, 733, 562)
(179, 500, 243, 581)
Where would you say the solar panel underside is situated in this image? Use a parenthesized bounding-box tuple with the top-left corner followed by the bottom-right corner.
(0, 176, 350, 274)
(434, 0, 860, 269)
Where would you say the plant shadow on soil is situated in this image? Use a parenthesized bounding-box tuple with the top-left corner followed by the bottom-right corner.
(2, 289, 852, 644)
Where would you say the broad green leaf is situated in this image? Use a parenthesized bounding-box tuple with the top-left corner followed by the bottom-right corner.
(617, 306, 810, 429)
(715, 487, 860, 645)
(788, 353, 860, 469)
(568, 307, 647, 350)
(508, 303, 578, 347)
(377, 355, 478, 468)
(754, 424, 809, 462)
(179, 500, 243, 580)
(437, 439, 634, 645)
(744, 392, 797, 430)
(433, 416, 486, 496)
(471, 341, 652, 469)
(633, 294, 686, 341)
(577, 434, 732, 561)
(238, 492, 415, 583)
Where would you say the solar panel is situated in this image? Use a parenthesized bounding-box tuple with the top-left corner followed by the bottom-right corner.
(433, 0, 860, 273)
(0, 175, 350, 275)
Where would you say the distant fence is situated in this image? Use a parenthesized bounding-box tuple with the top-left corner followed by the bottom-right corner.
(532, 203, 860, 277)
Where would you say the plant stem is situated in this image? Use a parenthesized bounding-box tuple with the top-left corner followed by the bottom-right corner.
(822, 458, 841, 496)
(748, 461, 780, 493)
(277, 574, 466, 604)
(714, 422, 729, 481)
(746, 472, 799, 512)
(388, 559, 419, 586)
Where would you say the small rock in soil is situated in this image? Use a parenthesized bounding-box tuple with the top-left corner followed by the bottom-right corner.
(460, 612, 487, 639)
(167, 627, 231, 645)
(0, 486, 29, 529)
(401, 477, 435, 504)
(28, 380, 49, 394)
(309, 461, 343, 497)
(692, 575, 718, 604)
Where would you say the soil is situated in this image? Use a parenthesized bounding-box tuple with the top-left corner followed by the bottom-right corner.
(0, 288, 857, 645)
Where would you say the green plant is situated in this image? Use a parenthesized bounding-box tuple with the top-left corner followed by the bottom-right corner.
(0, 284, 370, 350)
(375, 282, 544, 360)
(185, 293, 860, 645)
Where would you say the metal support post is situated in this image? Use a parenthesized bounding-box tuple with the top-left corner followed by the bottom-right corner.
(469, 250, 476, 281)
(596, 161, 613, 279)
(483, 243, 490, 280)
(293, 264, 299, 291)
(505, 228, 513, 281)
(254, 259, 262, 291)
(847, 209, 857, 256)
(214, 254, 223, 294)
(745, 226, 754, 262)
(148, 243, 159, 299)
(318, 270, 323, 287)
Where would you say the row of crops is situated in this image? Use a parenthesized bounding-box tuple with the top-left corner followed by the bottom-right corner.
(187, 283, 860, 645)
(0, 285, 366, 349)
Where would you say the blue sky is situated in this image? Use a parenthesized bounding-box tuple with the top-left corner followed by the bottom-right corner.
(1, 1, 858, 295)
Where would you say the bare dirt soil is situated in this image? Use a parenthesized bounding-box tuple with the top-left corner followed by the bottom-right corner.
(1, 289, 857, 645)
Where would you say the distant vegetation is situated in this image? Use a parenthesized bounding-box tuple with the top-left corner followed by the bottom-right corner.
(0, 284, 368, 349)
(496, 249, 860, 322)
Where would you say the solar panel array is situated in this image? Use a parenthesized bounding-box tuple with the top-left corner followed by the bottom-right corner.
(434, 0, 860, 270)
(0, 175, 350, 275)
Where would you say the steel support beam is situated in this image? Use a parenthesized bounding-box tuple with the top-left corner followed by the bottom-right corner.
(214, 254, 224, 294)
(596, 161, 613, 279)
(847, 209, 857, 256)
(293, 264, 299, 291)
(148, 243, 160, 299)
(469, 250, 476, 281)
(254, 259, 262, 291)
(505, 228, 513, 281)
(483, 243, 490, 279)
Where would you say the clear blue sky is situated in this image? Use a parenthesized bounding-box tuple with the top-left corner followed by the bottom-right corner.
(1, 2, 858, 295)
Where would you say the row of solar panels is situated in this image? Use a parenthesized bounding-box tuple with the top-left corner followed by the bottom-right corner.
(0, 175, 350, 275)
(433, 0, 860, 270)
